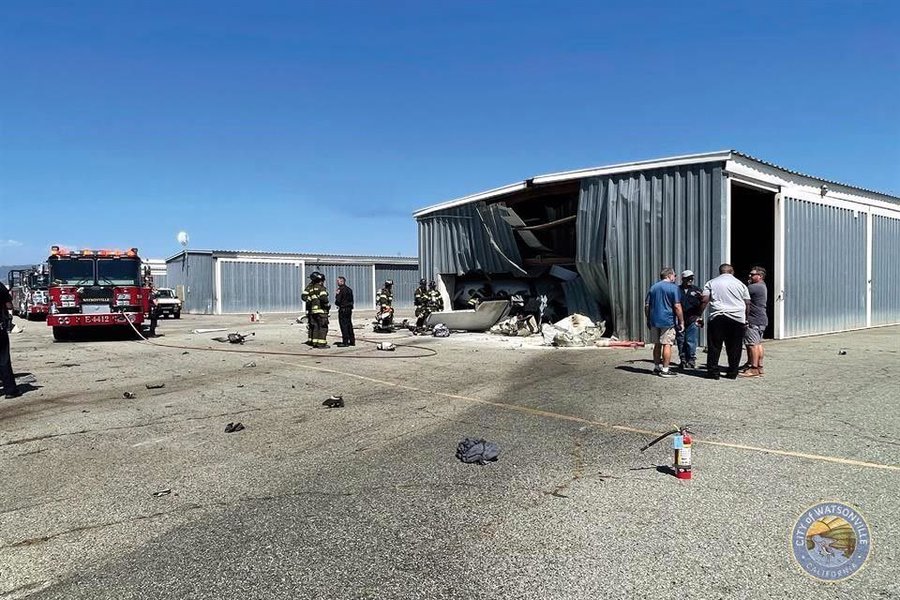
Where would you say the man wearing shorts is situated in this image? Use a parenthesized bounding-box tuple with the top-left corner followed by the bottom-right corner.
(740, 266, 768, 378)
(644, 267, 684, 378)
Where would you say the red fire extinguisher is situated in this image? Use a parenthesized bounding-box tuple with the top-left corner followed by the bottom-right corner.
(640, 427, 693, 480)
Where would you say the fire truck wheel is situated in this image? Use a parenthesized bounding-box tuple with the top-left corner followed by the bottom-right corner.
(52, 327, 70, 342)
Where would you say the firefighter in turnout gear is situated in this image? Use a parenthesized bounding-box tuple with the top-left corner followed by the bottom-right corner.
(414, 278, 429, 329)
(425, 280, 443, 320)
(302, 271, 330, 348)
(374, 279, 394, 332)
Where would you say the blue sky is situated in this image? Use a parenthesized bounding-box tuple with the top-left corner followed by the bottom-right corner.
(2, 0, 898, 264)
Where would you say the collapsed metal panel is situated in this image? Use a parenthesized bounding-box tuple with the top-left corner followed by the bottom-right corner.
(416, 202, 521, 279)
(872, 214, 900, 326)
(579, 164, 726, 340)
(784, 198, 866, 336)
(165, 252, 215, 314)
(219, 260, 302, 314)
(375, 264, 420, 309)
(305, 263, 375, 310)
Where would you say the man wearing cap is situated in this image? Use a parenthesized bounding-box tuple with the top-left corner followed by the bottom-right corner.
(644, 267, 685, 378)
(700, 263, 750, 379)
(740, 266, 768, 378)
(676, 269, 703, 369)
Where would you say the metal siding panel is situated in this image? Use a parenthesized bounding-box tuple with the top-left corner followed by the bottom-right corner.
(306, 263, 375, 310)
(784, 198, 867, 336)
(415, 202, 521, 279)
(601, 163, 726, 340)
(165, 253, 214, 314)
(872, 214, 900, 325)
(220, 261, 302, 314)
(375, 264, 419, 309)
(153, 274, 168, 289)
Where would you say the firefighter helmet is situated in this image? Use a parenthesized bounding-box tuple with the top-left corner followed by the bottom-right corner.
(428, 280, 437, 289)
(384, 279, 393, 287)
(310, 271, 325, 282)
(419, 278, 427, 287)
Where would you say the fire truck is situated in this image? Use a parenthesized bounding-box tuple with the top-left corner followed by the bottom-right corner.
(46, 246, 152, 341)
(8, 266, 51, 320)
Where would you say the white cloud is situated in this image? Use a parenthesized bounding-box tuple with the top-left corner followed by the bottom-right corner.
(0, 239, 23, 248)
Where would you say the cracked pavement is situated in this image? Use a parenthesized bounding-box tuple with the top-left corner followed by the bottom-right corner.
(1, 314, 899, 599)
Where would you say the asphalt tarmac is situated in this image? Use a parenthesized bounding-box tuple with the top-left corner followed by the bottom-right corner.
(1, 314, 898, 599)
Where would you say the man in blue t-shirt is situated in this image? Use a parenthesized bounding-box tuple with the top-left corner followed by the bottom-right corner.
(644, 267, 685, 378)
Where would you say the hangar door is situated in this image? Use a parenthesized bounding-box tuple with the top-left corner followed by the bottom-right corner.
(218, 259, 303, 314)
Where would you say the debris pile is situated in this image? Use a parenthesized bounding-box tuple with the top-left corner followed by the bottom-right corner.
(489, 314, 540, 337)
(543, 314, 606, 347)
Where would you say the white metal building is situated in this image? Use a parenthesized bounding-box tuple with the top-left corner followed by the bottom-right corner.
(165, 250, 418, 315)
(415, 150, 900, 340)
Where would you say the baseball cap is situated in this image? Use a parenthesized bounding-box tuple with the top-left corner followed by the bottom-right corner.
(681, 270, 694, 278)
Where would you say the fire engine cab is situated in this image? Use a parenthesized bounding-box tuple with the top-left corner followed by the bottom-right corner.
(46, 246, 152, 341)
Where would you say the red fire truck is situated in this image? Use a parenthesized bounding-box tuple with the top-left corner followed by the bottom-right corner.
(8, 266, 51, 320)
(46, 246, 152, 341)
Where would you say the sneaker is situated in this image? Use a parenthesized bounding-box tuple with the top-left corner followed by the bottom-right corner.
(739, 368, 761, 378)
(687, 361, 696, 369)
(653, 364, 662, 373)
(658, 369, 676, 378)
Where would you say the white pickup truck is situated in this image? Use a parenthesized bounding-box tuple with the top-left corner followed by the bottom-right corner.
(153, 288, 182, 319)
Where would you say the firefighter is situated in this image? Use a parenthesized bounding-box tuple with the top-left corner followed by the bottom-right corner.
(426, 280, 444, 316)
(301, 271, 330, 348)
(374, 279, 394, 332)
(414, 278, 429, 329)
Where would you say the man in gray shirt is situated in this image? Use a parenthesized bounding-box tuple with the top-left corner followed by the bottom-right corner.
(740, 266, 768, 378)
(700, 263, 750, 380)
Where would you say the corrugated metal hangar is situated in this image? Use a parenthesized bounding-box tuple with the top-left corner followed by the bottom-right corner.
(165, 250, 418, 314)
(414, 150, 900, 341)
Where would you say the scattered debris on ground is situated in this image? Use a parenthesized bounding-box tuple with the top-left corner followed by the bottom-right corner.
(243, 361, 256, 368)
(146, 383, 166, 389)
(375, 342, 396, 351)
(123, 391, 136, 399)
(456, 437, 501, 465)
(323, 395, 345, 408)
(432, 324, 450, 337)
(839, 349, 847, 355)
(212, 332, 256, 344)
(151, 489, 172, 498)
(192, 328, 228, 334)
(224, 422, 245, 433)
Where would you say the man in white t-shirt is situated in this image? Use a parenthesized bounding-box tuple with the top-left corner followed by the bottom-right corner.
(700, 263, 750, 380)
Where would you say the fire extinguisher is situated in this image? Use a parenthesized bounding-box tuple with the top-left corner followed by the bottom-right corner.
(640, 427, 694, 480)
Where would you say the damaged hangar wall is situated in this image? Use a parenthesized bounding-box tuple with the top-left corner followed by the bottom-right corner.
(417, 203, 522, 279)
(578, 164, 727, 340)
